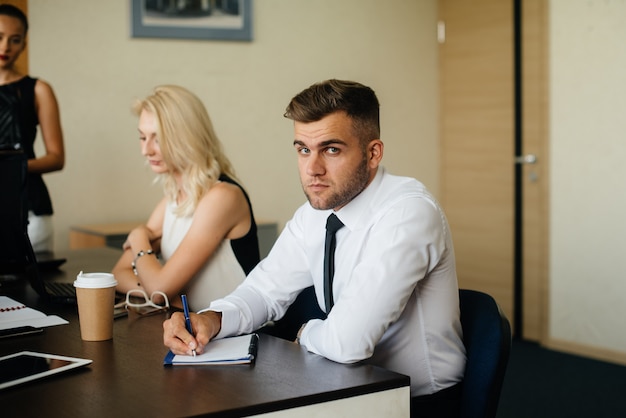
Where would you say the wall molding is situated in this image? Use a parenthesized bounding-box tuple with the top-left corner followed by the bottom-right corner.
(544, 338, 626, 367)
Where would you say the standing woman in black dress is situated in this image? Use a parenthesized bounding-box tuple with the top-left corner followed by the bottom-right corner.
(0, 4, 65, 252)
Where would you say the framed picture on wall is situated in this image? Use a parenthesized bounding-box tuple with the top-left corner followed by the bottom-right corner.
(131, 0, 252, 41)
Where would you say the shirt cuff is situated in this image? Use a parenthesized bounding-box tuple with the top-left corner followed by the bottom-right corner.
(297, 318, 323, 348)
(199, 301, 240, 339)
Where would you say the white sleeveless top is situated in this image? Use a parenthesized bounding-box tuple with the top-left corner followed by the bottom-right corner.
(161, 202, 246, 311)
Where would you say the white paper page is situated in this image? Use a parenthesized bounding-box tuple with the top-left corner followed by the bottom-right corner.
(0, 296, 68, 329)
(172, 334, 254, 364)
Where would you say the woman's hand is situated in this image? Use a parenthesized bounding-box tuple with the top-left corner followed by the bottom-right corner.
(123, 225, 159, 251)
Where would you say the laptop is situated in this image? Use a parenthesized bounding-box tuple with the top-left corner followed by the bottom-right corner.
(1, 151, 77, 302)
(26, 264, 78, 305)
(35, 251, 67, 271)
(1, 151, 123, 313)
(25, 260, 126, 317)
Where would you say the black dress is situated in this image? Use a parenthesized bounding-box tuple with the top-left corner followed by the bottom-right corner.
(0, 76, 53, 216)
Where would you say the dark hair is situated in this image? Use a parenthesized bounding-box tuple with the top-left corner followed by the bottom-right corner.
(284, 79, 380, 144)
(0, 4, 29, 34)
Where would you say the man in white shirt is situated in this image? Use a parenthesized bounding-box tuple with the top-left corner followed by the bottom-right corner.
(163, 79, 466, 417)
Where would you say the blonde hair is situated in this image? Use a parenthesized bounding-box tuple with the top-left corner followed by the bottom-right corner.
(133, 85, 237, 216)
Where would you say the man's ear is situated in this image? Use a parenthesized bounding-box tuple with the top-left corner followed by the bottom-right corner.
(368, 139, 384, 168)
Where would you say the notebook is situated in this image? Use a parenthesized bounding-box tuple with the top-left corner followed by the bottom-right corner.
(0, 296, 68, 330)
(164, 334, 259, 366)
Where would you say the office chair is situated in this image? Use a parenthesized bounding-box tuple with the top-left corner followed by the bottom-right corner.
(0, 149, 39, 285)
(457, 289, 512, 418)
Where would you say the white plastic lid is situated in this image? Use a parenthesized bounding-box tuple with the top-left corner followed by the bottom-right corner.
(73, 272, 118, 289)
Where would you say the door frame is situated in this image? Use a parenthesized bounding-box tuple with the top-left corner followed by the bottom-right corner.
(520, 0, 549, 342)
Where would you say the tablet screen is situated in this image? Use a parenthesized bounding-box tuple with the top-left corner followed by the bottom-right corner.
(0, 351, 92, 390)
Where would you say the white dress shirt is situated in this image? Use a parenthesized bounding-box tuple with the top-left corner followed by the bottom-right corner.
(205, 166, 466, 396)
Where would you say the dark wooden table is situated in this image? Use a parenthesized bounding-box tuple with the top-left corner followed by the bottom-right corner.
(1, 248, 409, 417)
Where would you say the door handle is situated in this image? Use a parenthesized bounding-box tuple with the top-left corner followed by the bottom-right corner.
(515, 154, 537, 164)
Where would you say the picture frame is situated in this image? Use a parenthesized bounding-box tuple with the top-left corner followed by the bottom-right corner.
(131, 0, 253, 42)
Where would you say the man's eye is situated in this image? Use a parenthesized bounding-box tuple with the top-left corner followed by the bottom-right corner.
(327, 147, 340, 154)
(297, 147, 310, 154)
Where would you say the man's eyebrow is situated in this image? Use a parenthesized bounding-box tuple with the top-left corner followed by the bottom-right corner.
(320, 139, 347, 147)
(292, 139, 348, 147)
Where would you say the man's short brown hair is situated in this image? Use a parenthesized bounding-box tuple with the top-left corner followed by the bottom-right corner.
(284, 79, 380, 146)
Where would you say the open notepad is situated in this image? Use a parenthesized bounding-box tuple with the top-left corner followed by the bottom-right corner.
(0, 296, 68, 330)
(164, 334, 258, 366)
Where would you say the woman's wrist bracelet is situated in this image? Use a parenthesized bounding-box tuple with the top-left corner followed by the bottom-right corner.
(131, 249, 155, 276)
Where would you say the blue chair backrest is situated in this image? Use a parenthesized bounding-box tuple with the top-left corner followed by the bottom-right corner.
(459, 289, 512, 418)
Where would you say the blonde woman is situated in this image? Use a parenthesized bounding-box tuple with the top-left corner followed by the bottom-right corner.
(113, 85, 259, 310)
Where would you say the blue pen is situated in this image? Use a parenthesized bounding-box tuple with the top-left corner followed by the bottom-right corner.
(181, 294, 196, 357)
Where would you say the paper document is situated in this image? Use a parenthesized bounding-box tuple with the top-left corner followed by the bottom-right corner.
(0, 296, 68, 330)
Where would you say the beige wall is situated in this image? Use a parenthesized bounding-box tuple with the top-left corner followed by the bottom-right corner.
(549, 0, 626, 358)
(28, 0, 439, 251)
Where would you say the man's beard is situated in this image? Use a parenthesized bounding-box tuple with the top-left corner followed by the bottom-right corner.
(304, 155, 371, 211)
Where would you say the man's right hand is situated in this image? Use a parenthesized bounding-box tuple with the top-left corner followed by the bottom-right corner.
(163, 310, 222, 356)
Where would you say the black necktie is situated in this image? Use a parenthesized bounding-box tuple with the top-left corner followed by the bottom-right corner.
(324, 213, 344, 314)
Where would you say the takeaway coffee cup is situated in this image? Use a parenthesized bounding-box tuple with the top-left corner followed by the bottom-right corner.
(74, 272, 118, 341)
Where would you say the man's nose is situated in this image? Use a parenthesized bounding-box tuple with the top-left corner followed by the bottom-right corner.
(305, 153, 325, 176)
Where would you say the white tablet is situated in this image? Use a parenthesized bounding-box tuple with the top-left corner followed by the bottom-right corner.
(0, 351, 92, 390)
